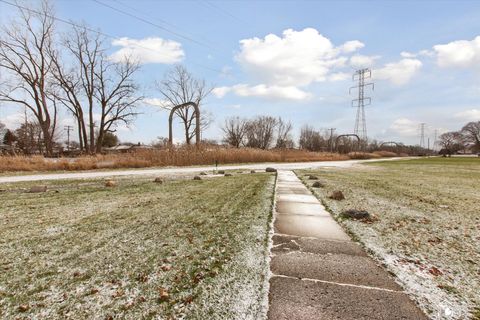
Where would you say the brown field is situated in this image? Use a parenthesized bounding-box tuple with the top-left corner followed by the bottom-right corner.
(0, 146, 384, 173)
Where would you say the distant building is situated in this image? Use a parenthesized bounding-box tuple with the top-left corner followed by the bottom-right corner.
(103, 144, 153, 154)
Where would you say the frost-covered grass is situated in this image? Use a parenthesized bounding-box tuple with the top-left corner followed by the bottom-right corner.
(298, 157, 480, 320)
(0, 173, 275, 319)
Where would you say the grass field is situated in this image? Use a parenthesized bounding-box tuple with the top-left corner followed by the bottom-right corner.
(0, 173, 275, 319)
(299, 157, 480, 320)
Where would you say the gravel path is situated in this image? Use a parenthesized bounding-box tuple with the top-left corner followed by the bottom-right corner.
(0, 158, 407, 183)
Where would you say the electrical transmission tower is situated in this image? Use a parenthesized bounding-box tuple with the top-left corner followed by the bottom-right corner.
(328, 128, 336, 152)
(350, 68, 374, 142)
(64, 125, 73, 151)
(419, 123, 426, 148)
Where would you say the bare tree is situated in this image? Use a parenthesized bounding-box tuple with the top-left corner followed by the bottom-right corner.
(275, 118, 294, 149)
(221, 116, 248, 147)
(0, 121, 6, 139)
(94, 58, 141, 153)
(461, 121, 480, 152)
(0, 1, 58, 156)
(52, 25, 141, 154)
(439, 131, 464, 155)
(299, 125, 323, 151)
(245, 116, 278, 149)
(156, 65, 212, 144)
(51, 24, 104, 153)
(14, 120, 44, 154)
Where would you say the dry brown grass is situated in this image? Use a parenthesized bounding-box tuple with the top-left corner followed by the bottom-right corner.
(0, 146, 399, 173)
(347, 152, 382, 159)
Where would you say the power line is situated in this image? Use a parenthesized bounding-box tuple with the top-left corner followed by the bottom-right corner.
(0, 0, 223, 74)
(64, 125, 73, 151)
(111, 0, 216, 48)
(201, 0, 248, 26)
(91, 0, 212, 49)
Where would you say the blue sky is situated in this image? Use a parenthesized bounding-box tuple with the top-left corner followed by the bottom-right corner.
(1, 0, 480, 146)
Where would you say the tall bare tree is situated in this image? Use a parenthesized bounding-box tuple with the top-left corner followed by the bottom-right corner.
(221, 116, 248, 147)
(156, 65, 212, 144)
(51, 24, 104, 153)
(52, 25, 141, 154)
(245, 116, 278, 150)
(275, 118, 293, 149)
(0, 1, 58, 156)
(461, 121, 480, 152)
(439, 131, 464, 155)
(94, 57, 141, 153)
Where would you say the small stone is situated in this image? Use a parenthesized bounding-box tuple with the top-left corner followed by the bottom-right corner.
(161, 265, 172, 271)
(200, 172, 208, 175)
(28, 185, 47, 193)
(341, 209, 370, 220)
(250, 170, 256, 174)
(312, 181, 324, 188)
(105, 180, 116, 187)
(308, 175, 318, 180)
(154, 177, 163, 184)
(18, 304, 29, 312)
(193, 176, 202, 180)
(266, 167, 277, 173)
(224, 173, 232, 177)
(217, 170, 225, 174)
(329, 190, 345, 200)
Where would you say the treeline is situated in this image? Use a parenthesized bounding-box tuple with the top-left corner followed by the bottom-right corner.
(0, 2, 144, 156)
(438, 121, 480, 154)
(220, 118, 424, 154)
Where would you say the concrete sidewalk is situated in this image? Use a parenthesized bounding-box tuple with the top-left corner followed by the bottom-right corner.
(268, 170, 427, 320)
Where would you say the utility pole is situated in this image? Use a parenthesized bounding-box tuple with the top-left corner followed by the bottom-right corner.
(433, 129, 438, 151)
(350, 68, 374, 143)
(419, 123, 426, 149)
(328, 128, 336, 152)
(64, 125, 73, 151)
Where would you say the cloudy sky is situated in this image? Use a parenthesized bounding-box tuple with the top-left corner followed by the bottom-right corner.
(1, 0, 480, 145)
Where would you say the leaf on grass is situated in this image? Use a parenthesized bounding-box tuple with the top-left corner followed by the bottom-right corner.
(158, 288, 169, 301)
(428, 266, 443, 276)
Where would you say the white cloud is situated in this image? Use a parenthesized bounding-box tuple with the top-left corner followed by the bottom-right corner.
(341, 40, 365, 53)
(454, 108, 480, 121)
(328, 72, 350, 81)
(350, 54, 380, 68)
(236, 28, 363, 86)
(433, 36, 480, 68)
(389, 118, 419, 137)
(213, 84, 311, 101)
(110, 37, 184, 64)
(212, 87, 231, 98)
(400, 51, 416, 58)
(374, 58, 422, 85)
(1, 112, 24, 129)
(143, 98, 170, 107)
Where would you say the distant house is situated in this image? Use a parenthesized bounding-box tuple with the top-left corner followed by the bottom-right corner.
(103, 144, 153, 154)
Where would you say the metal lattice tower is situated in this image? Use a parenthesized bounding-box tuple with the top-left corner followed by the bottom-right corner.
(419, 123, 426, 148)
(350, 68, 374, 141)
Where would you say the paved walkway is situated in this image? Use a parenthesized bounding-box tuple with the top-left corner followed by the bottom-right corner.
(268, 170, 427, 320)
